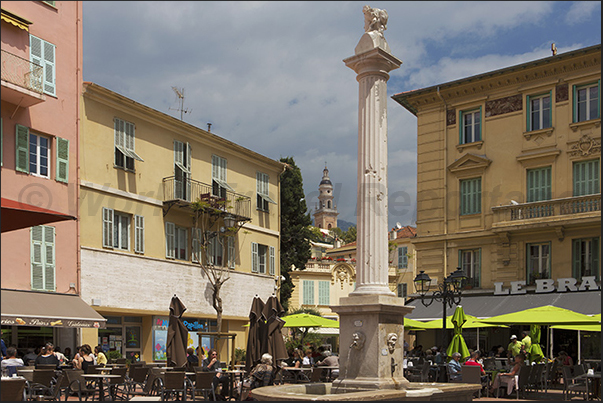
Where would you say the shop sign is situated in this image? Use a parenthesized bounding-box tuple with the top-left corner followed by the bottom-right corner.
(494, 276, 600, 295)
(1, 316, 103, 328)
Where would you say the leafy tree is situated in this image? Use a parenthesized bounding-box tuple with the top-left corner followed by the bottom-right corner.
(342, 225, 357, 244)
(279, 157, 312, 312)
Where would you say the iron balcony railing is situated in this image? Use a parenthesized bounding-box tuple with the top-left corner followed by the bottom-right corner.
(162, 176, 251, 220)
(1, 49, 44, 94)
(492, 194, 600, 223)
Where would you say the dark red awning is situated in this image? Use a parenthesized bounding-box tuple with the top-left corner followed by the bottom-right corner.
(1, 197, 76, 232)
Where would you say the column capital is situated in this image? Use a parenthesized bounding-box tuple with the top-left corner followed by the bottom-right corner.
(344, 47, 402, 76)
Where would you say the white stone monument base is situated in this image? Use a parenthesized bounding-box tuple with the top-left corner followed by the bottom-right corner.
(331, 294, 414, 391)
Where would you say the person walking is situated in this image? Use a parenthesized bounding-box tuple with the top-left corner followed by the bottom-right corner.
(507, 335, 522, 364)
(520, 330, 532, 359)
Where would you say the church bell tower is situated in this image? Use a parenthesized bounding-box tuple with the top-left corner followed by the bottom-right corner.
(313, 164, 339, 229)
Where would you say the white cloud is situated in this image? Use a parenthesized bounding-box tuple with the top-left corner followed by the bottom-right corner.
(565, 1, 601, 25)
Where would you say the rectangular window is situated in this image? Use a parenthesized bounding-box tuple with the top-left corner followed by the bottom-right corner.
(527, 166, 552, 202)
(134, 215, 144, 254)
(397, 246, 408, 269)
(572, 238, 600, 281)
(459, 249, 481, 288)
(256, 172, 276, 212)
(30, 35, 55, 96)
(397, 283, 407, 299)
(258, 244, 267, 274)
(228, 237, 236, 269)
(459, 108, 481, 144)
(174, 226, 187, 260)
(29, 132, 50, 178)
(527, 92, 551, 131)
(174, 140, 191, 201)
(573, 159, 600, 196)
(251, 242, 273, 274)
(303, 280, 315, 305)
(208, 235, 224, 266)
(460, 178, 481, 215)
(318, 281, 330, 305)
(212, 155, 233, 198)
(113, 211, 130, 251)
(574, 81, 600, 123)
(31, 225, 55, 291)
(269, 245, 275, 275)
(192, 228, 202, 263)
(114, 118, 143, 171)
(527, 243, 550, 284)
(165, 222, 175, 259)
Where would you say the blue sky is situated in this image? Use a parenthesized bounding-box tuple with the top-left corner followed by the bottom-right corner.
(82, 1, 601, 229)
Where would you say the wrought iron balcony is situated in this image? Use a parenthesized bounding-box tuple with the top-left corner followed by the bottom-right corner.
(492, 194, 600, 229)
(162, 176, 251, 221)
(1, 49, 45, 107)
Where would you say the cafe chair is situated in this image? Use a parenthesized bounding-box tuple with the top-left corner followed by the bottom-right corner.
(126, 365, 150, 397)
(460, 365, 488, 398)
(28, 369, 57, 400)
(157, 370, 191, 401)
(526, 363, 545, 393)
(561, 366, 588, 401)
(190, 371, 216, 401)
(106, 366, 129, 400)
(33, 373, 65, 401)
(35, 364, 59, 370)
(310, 367, 324, 383)
(65, 369, 98, 401)
(0, 377, 27, 401)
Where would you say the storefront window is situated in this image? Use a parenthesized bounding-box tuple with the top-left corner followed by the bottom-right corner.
(152, 316, 217, 361)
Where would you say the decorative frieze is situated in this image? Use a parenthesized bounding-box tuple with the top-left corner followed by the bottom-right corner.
(568, 134, 601, 157)
(485, 94, 522, 117)
(555, 83, 568, 102)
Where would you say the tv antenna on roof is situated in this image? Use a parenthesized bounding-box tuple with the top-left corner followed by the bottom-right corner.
(169, 87, 192, 121)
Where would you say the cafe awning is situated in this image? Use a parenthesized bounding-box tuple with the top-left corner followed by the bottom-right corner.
(1, 197, 77, 232)
(405, 290, 601, 321)
(1, 289, 106, 328)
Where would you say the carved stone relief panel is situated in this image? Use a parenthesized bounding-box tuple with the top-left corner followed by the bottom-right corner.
(555, 83, 569, 103)
(485, 94, 522, 117)
(568, 134, 601, 158)
(446, 109, 456, 126)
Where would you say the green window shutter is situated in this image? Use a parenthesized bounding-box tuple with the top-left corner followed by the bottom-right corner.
(31, 226, 44, 290)
(251, 242, 259, 273)
(56, 137, 69, 183)
(42, 40, 55, 96)
(460, 178, 481, 215)
(15, 124, 29, 173)
(398, 246, 408, 269)
(165, 222, 175, 259)
(318, 281, 330, 305)
(134, 215, 144, 253)
(228, 237, 236, 269)
(102, 208, 114, 248)
(44, 226, 55, 291)
(527, 167, 551, 202)
(574, 160, 600, 196)
(269, 246, 275, 275)
(303, 280, 315, 305)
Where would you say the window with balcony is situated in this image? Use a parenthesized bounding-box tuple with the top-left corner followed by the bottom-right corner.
(251, 242, 275, 275)
(527, 92, 551, 131)
(460, 177, 481, 215)
(165, 222, 187, 260)
(573, 159, 600, 196)
(527, 243, 550, 284)
(527, 166, 552, 202)
(30, 35, 55, 96)
(459, 249, 480, 288)
(572, 237, 600, 281)
(173, 140, 191, 200)
(318, 281, 330, 305)
(397, 246, 408, 269)
(212, 155, 234, 199)
(303, 280, 315, 305)
(459, 108, 481, 144)
(31, 225, 55, 291)
(573, 81, 600, 123)
(256, 172, 276, 212)
(114, 118, 143, 172)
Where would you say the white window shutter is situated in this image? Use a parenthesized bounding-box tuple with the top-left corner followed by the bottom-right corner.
(228, 237, 236, 269)
(186, 143, 192, 171)
(135, 215, 144, 253)
(251, 242, 258, 273)
(102, 208, 114, 248)
(165, 222, 175, 258)
(42, 40, 55, 96)
(269, 246, 275, 276)
(31, 226, 44, 290)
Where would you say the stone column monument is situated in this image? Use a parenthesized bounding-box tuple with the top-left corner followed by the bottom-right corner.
(332, 5, 414, 391)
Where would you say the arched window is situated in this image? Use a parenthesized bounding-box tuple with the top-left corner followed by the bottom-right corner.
(327, 201, 331, 208)
(328, 224, 332, 229)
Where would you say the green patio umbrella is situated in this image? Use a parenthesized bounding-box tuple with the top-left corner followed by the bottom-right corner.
(404, 317, 439, 330)
(280, 313, 340, 328)
(551, 314, 601, 331)
(476, 305, 600, 326)
(446, 306, 470, 359)
(424, 314, 507, 329)
(528, 324, 544, 363)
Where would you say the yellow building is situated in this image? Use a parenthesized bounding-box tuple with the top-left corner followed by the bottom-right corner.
(79, 82, 285, 362)
(289, 226, 417, 318)
(392, 45, 600, 325)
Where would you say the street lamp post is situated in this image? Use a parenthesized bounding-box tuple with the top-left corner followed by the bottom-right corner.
(413, 267, 466, 351)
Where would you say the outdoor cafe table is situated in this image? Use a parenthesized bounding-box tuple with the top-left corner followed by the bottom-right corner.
(575, 372, 601, 401)
(282, 367, 311, 383)
(82, 373, 121, 401)
(315, 366, 339, 382)
(223, 369, 246, 399)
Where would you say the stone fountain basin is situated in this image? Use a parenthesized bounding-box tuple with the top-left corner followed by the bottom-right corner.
(251, 382, 481, 401)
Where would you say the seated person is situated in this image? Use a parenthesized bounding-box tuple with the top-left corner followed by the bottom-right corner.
(447, 352, 462, 381)
(464, 350, 488, 384)
(302, 349, 314, 366)
(35, 342, 60, 368)
(490, 353, 525, 396)
(202, 348, 229, 398)
(1, 347, 24, 376)
(186, 347, 199, 371)
(316, 350, 339, 379)
(240, 353, 274, 400)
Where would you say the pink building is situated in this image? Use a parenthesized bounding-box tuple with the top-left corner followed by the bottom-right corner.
(1, 1, 104, 354)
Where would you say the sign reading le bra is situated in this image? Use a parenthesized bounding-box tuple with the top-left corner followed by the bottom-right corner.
(494, 276, 600, 295)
